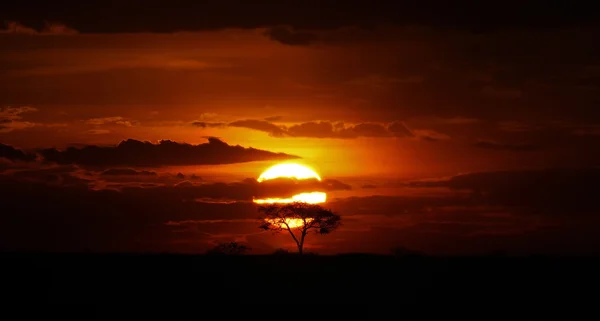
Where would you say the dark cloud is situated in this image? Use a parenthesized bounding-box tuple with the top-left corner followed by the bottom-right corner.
(473, 140, 541, 152)
(1, 161, 352, 201)
(264, 116, 283, 122)
(8, 165, 91, 187)
(38, 137, 299, 167)
(193, 120, 292, 138)
(286, 122, 337, 138)
(121, 177, 352, 202)
(0, 143, 36, 162)
(0, 20, 77, 35)
(344, 122, 390, 138)
(100, 168, 157, 176)
(77, 168, 202, 188)
(195, 119, 418, 139)
(85, 116, 137, 127)
(263, 26, 319, 46)
(420, 136, 441, 142)
(1, 1, 597, 33)
(411, 129, 450, 142)
(191, 122, 226, 128)
(228, 119, 288, 137)
(0, 175, 187, 252)
(407, 168, 600, 214)
(328, 194, 465, 217)
(320, 179, 352, 191)
(387, 121, 415, 138)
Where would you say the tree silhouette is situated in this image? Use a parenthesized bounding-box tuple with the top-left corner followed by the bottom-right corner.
(258, 202, 341, 254)
(206, 241, 251, 255)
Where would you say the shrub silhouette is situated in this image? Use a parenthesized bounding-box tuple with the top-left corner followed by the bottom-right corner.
(391, 246, 424, 257)
(272, 248, 291, 255)
(206, 242, 251, 255)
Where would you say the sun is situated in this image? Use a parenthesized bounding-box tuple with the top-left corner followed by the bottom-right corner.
(253, 163, 326, 205)
(257, 163, 321, 183)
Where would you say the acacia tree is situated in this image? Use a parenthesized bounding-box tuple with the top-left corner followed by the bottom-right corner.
(258, 202, 341, 254)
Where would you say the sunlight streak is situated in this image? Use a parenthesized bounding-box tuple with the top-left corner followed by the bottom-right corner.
(253, 192, 326, 204)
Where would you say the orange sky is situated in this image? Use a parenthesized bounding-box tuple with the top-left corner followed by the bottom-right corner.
(3, 25, 600, 178)
(2, 18, 600, 255)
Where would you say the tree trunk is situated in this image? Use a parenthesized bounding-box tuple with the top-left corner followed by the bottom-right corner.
(284, 224, 302, 255)
(298, 232, 306, 255)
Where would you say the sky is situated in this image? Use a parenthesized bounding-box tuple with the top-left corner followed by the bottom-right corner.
(1, 1, 600, 255)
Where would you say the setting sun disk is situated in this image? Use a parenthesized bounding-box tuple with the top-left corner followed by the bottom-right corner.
(257, 163, 321, 182)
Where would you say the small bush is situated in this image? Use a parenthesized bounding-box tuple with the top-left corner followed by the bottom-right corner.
(206, 242, 251, 255)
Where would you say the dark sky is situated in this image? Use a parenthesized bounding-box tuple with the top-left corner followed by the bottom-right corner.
(1, 1, 599, 255)
(2, 1, 599, 32)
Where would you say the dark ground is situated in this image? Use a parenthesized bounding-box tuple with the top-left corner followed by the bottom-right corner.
(2, 253, 599, 313)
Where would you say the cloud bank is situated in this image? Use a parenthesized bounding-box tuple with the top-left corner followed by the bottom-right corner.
(35, 137, 298, 167)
